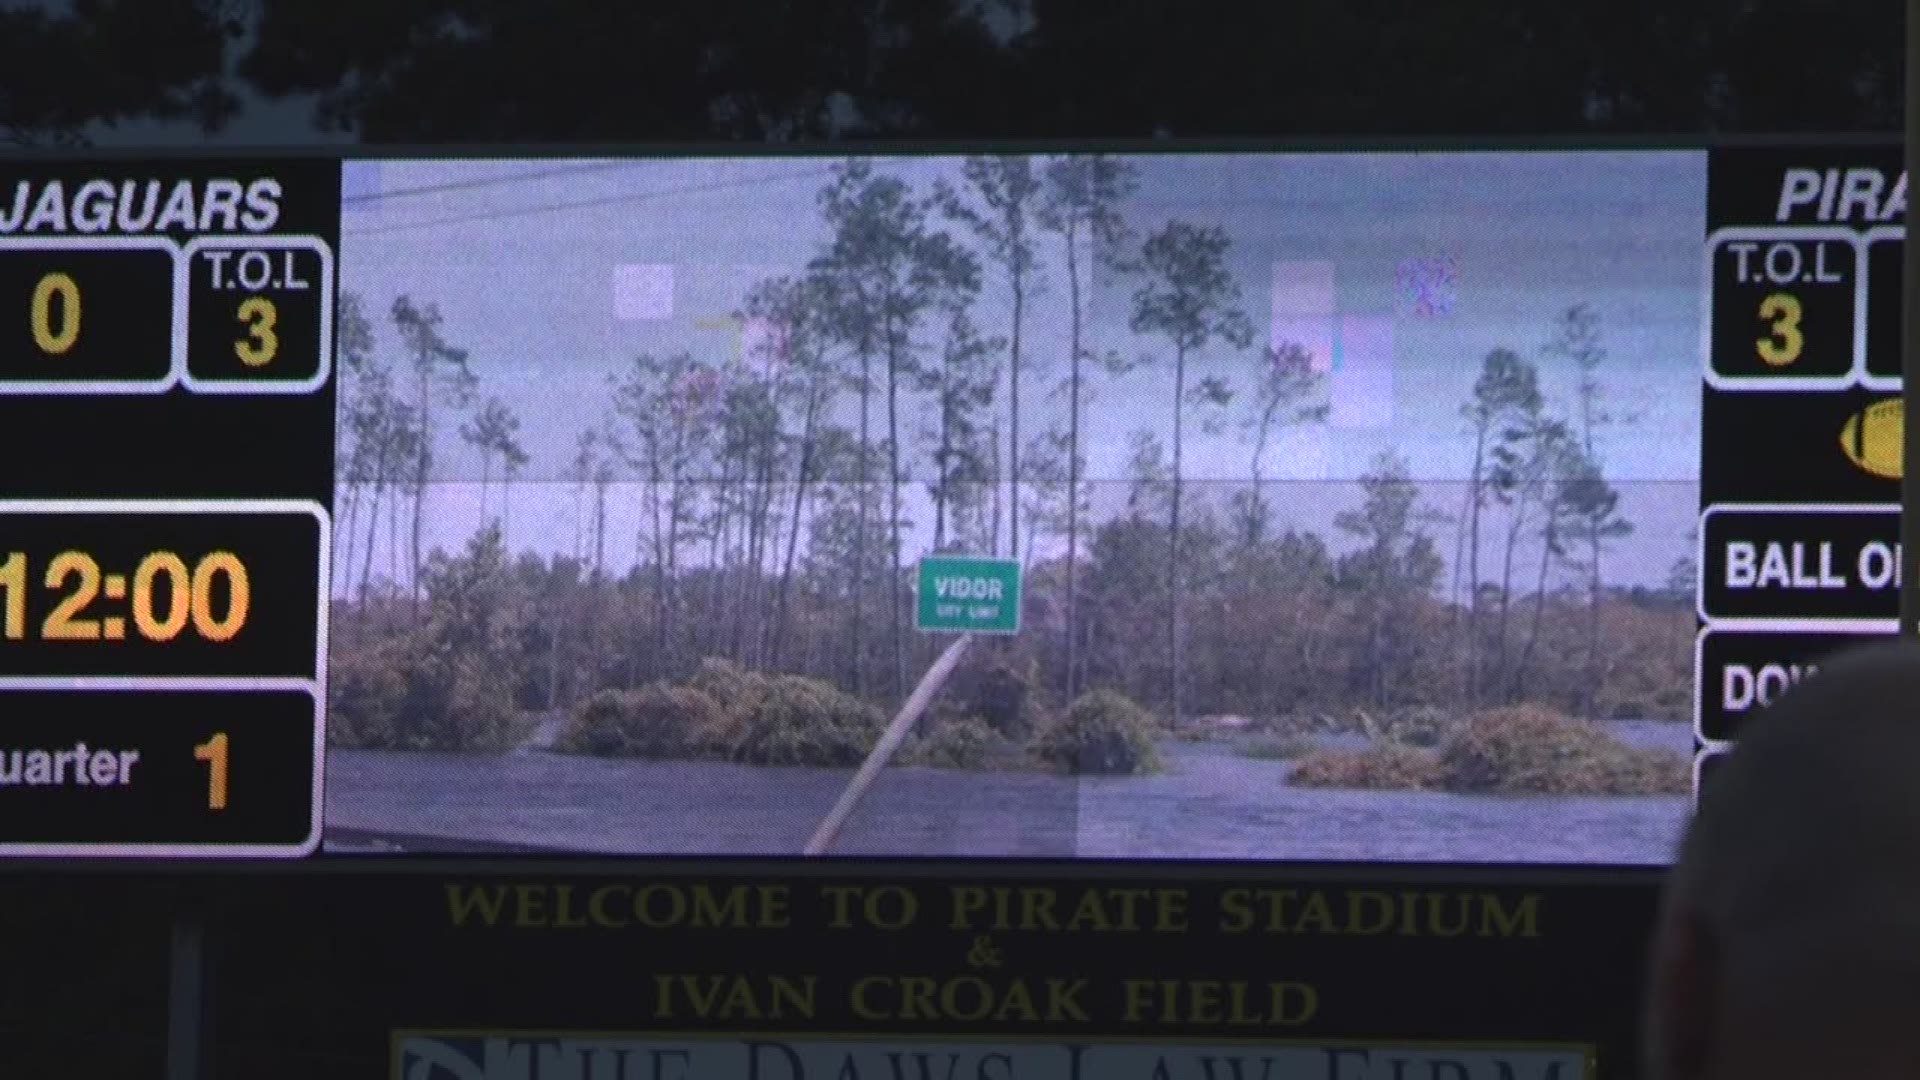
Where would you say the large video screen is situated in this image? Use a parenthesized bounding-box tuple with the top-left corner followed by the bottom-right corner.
(0, 145, 1895, 863)
(322, 149, 1706, 862)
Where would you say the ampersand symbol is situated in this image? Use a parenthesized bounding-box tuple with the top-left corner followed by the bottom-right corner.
(965, 936, 1004, 969)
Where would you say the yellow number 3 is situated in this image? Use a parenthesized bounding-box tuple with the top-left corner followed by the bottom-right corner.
(235, 297, 279, 368)
(1756, 292, 1804, 368)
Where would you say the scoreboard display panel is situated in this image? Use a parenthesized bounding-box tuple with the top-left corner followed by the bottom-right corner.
(0, 145, 1892, 863)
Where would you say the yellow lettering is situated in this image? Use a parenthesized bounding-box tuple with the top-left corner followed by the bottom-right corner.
(1154, 888, 1190, 931)
(1481, 893, 1541, 938)
(769, 975, 816, 1019)
(1218, 888, 1253, 933)
(759, 885, 793, 929)
(1021, 887, 1060, 931)
(445, 884, 508, 927)
(899, 977, 938, 1020)
(235, 296, 279, 367)
(693, 885, 746, 926)
(851, 977, 889, 1021)
(1064, 889, 1112, 931)
(950, 886, 987, 929)
(551, 885, 588, 929)
(721, 977, 763, 1020)
(1347, 890, 1395, 934)
(993, 978, 1038, 1023)
(513, 884, 549, 927)
(1757, 292, 1804, 367)
(30, 272, 80, 355)
(1273, 982, 1319, 1025)
(589, 885, 628, 928)
(1047, 978, 1090, 1022)
(943, 977, 992, 1022)
(821, 885, 860, 929)
(1190, 980, 1224, 1023)
(1115, 980, 1321, 1026)
(634, 884, 687, 928)
(1295, 891, 1335, 934)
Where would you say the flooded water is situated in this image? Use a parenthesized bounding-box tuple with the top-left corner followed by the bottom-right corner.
(323, 721, 1693, 864)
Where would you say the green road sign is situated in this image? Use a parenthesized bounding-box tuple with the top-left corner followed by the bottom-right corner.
(916, 555, 1021, 635)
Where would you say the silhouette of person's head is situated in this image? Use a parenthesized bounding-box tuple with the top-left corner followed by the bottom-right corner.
(1647, 639, 1920, 1079)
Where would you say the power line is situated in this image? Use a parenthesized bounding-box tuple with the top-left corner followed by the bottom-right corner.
(340, 160, 645, 205)
(341, 165, 838, 237)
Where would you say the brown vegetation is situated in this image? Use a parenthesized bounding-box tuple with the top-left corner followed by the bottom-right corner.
(1289, 703, 1689, 796)
(1033, 690, 1164, 776)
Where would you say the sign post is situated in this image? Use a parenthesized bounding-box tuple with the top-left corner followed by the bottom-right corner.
(805, 556, 1023, 855)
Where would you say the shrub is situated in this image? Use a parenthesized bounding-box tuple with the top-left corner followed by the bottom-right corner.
(1289, 745, 1443, 790)
(563, 684, 728, 759)
(328, 642, 409, 749)
(1034, 690, 1163, 776)
(327, 637, 521, 752)
(1588, 746, 1693, 796)
(727, 675, 885, 767)
(902, 715, 1000, 769)
(442, 654, 526, 750)
(944, 656, 1043, 741)
(682, 657, 778, 753)
(1438, 704, 1689, 795)
(563, 691, 630, 756)
(687, 657, 774, 725)
(1284, 705, 1691, 796)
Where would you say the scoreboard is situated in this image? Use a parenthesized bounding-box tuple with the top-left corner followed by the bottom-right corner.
(1696, 146, 1906, 792)
(0, 161, 338, 856)
(0, 144, 1902, 862)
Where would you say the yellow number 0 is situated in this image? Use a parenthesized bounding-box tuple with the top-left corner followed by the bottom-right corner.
(235, 297, 279, 367)
(1757, 292, 1804, 367)
(30, 272, 80, 355)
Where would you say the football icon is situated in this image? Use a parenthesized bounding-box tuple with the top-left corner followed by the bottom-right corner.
(1839, 398, 1903, 480)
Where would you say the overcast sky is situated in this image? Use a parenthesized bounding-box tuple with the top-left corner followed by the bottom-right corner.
(335, 150, 1706, 587)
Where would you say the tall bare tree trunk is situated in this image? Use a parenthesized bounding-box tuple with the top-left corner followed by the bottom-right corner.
(772, 386, 821, 667)
(1516, 512, 1558, 701)
(989, 416, 1003, 556)
(1585, 526, 1602, 716)
(410, 369, 431, 620)
(853, 347, 872, 696)
(1170, 343, 1188, 728)
(650, 466, 669, 664)
(886, 311, 906, 703)
(1064, 216, 1082, 702)
(1464, 427, 1488, 703)
(666, 473, 684, 670)
(387, 477, 403, 596)
(358, 477, 383, 609)
(1009, 266, 1024, 564)
(1495, 512, 1525, 701)
(336, 481, 359, 633)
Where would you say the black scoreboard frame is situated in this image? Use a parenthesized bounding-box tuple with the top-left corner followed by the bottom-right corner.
(0, 131, 1900, 869)
(3, 132, 1903, 1080)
